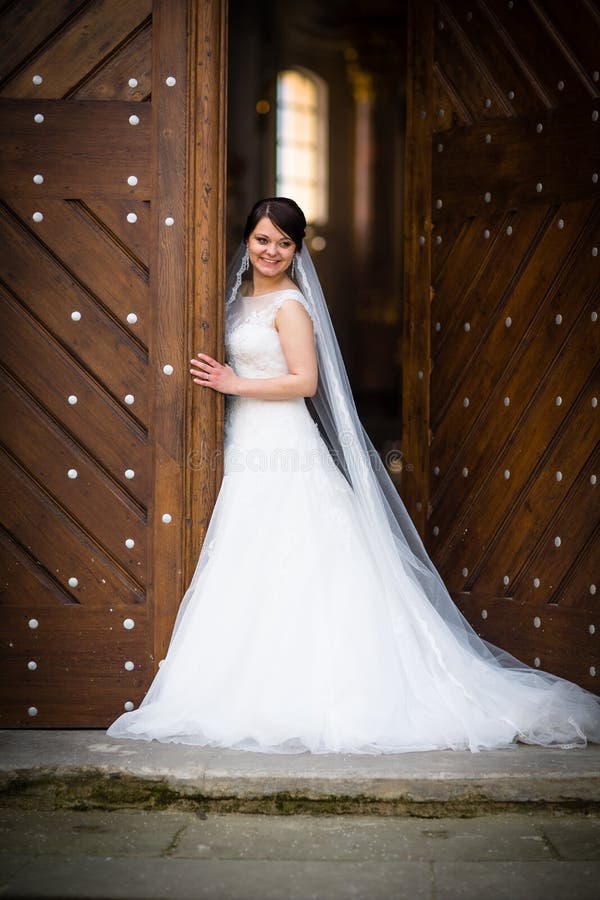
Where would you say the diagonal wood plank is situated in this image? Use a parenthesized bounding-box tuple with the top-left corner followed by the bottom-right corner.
(0, 205, 149, 424)
(434, 1, 513, 121)
(0, 0, 225, 727)
(512, 441, 600, 605)
(0, 0, 84, 86)
(0, 448, 145, 609)
(430, 214, 463, 283)
(71, 19, 152, 100)
(0, 526, 78, 608)
(0, 525, 77, 608)
(431, 206, 552, 429)
(528, 0, 599, 96)
(409, 0, 599, 689)
(432, 61, 472, 130)
(430, 211, 506, 361)
(80, 199, 150, 271)
(7, 198, 149, 348)
(430, 201, 596, 491)
(553, 522, 600, 611)
(465, 376, 599, 598)
(0, 285, 149, 502)
(482, 0, 592, 105)
(440, 0, 546, 114)
(0, 374, 146, 586)
(432, 269, 599, 574)
(0, 0, 152, 99)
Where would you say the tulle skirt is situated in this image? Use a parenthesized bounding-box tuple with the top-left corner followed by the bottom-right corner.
(106, 396, 600, 753)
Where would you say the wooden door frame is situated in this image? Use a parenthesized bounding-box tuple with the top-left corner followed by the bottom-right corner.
(402, 0, 433, 539)
(150, 0, 228, 666)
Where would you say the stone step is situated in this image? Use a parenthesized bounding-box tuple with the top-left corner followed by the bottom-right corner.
(1, 731, 599, 816)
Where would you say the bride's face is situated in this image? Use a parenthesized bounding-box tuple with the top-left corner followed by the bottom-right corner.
(247, 217, 296, 280)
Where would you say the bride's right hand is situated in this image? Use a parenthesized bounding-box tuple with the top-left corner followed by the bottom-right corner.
(190, 354, 240, 395)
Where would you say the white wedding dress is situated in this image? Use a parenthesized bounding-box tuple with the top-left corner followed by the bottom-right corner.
(106, 287, 600, 754)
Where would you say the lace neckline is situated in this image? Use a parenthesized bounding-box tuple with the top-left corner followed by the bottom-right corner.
(240, 286, 302, 300)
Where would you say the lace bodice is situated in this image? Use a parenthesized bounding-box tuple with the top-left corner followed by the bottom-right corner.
(225, 288, 313, 379)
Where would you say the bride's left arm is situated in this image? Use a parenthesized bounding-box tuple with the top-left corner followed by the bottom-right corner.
(190, 300, 318, 400)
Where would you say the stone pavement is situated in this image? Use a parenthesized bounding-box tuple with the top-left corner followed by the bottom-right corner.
(1, 808, 599, 899)
(1, 731, 599, 898)
(1, 730, 600, 815)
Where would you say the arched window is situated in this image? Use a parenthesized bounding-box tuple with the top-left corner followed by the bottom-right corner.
(276, 68, 328, 225)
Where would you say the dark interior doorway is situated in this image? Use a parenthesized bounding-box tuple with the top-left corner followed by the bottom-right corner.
(227, 0, 407, 471)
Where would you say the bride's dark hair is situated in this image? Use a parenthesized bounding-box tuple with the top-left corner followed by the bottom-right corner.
(243, 197, 307, 250)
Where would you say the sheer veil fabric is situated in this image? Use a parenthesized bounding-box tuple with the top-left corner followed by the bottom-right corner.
(106, 240, 600, 753)
(224, 241, 600, 749)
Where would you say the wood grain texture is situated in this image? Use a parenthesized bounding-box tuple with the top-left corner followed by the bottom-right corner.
(0, 0, 152, 99)
(0, 0, 85, 86)
(0, 100, 152, 198)
(71, 19, 152, 101)
(452, 595, 598, 686)
(0, 284, 149, 498)
(0, 205, 150, 434)
(1, 0, 228, 726)
(147, 0, 189, 669)
(0, 0, 167, 726)
(81, 199, 151, 271)
(402, 0, 433, 534)
(185, 0, 228, 582)
(0, 376, 147, 586)
(0, 449, 145, 609)
(483, 0, 594, 104)
(0, 528, 77, 609)
(433, 103, 600, 218)
(0, 606, 150, 726)
(7, 198, 150, 349)
(404, 0, 600, 689)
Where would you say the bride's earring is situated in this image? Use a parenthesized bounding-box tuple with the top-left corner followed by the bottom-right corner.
(291, 253, 296, 280)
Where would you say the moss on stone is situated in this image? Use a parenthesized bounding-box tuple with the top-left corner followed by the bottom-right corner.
(1, 772, 599, 818)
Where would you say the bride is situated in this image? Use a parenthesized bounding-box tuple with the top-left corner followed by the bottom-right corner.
(106, 197, 600, 754)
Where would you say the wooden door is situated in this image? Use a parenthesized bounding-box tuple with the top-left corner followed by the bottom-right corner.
(0, 0, 227, 726)
(403, 0, 599, 689)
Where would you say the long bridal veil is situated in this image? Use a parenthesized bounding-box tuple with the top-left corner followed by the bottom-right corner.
(232, 240, 599, 746)
(153, 239, 599, 750)
(291, 244, 521, 667)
